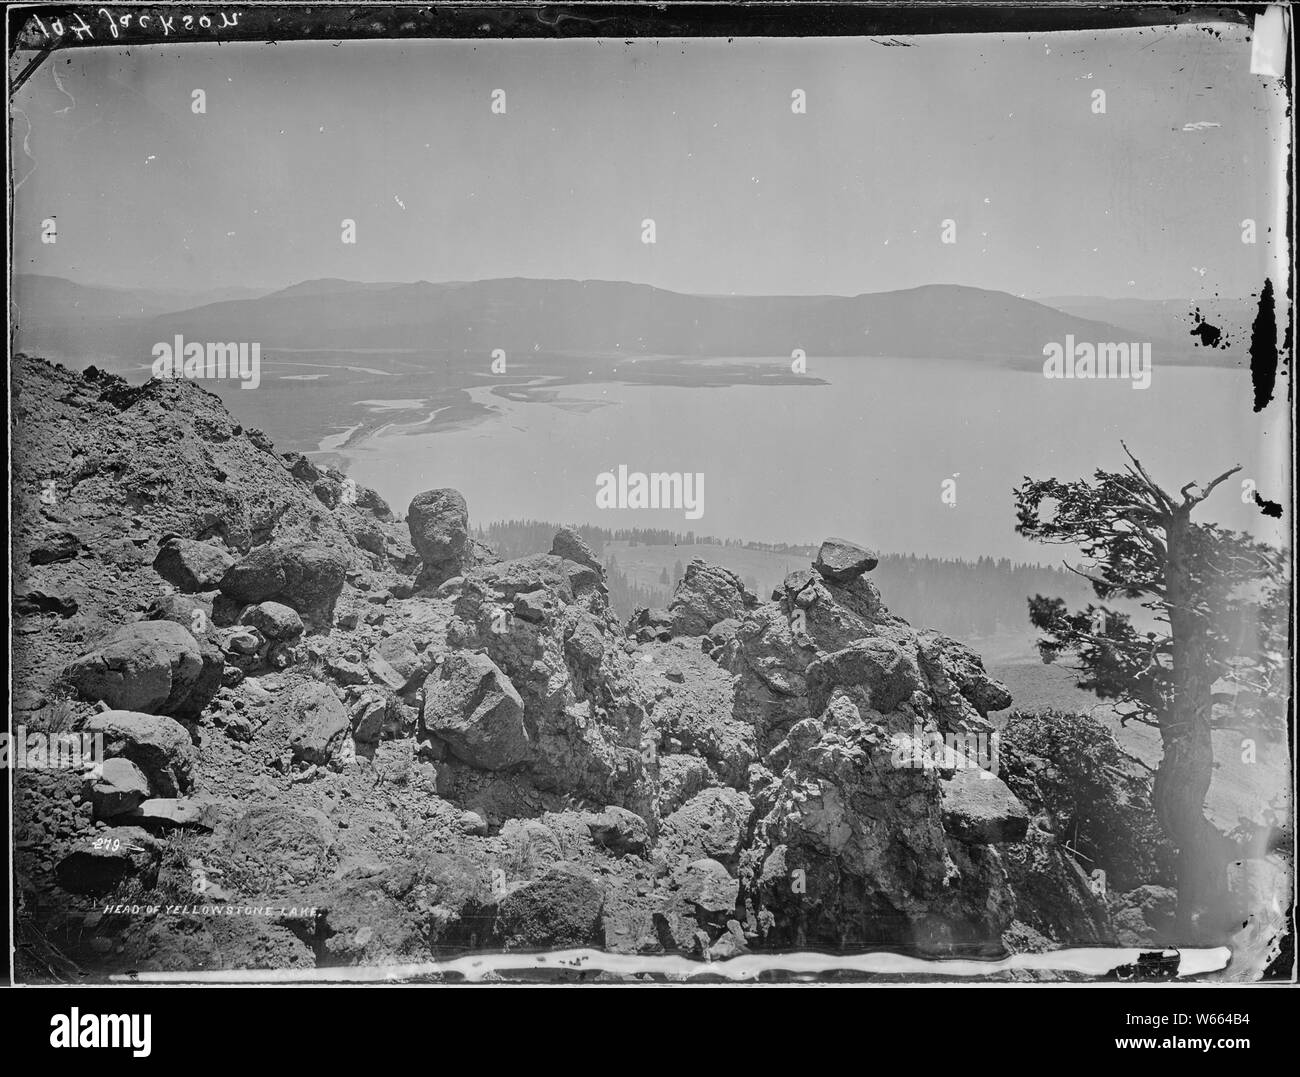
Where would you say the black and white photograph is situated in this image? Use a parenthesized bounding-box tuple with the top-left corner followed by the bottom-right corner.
(5, 0, 1295, 1010)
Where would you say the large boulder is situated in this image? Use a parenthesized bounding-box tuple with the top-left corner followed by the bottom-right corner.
(218, 542, 348, 630)
(407, 489, 470, 587)
(64, 620, 220, 719)
(813, 537, 878, 583)
(668, 560, 756, 636)
(153, 537, 236, 592)
(422, 652, 531, 770)
(82, 711, 196, 796)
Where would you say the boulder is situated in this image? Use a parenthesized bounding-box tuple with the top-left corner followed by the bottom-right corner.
(366, 653, 407, 692)
(64, 620, 220, 719)
(422, 651, 531, 770)
(350, 695, 393, 744)
(218, 542, 348, 630)
(88, 757, 151, 819)
(941, 768, 1030, 844)
(588, 806, 650, 857)
(676, 858, 739, 914)
(153, 537, 236, 592)
(407, 489, 470, 586)
(917, 630, 1012, 719)
(458, 811, 490, 837)
(661, 788, 753, 865)
(289, 682, 350, 765)
(240, 601, 305, 641)
(813, 537, 879, 583)
(83, 711, 197, 796)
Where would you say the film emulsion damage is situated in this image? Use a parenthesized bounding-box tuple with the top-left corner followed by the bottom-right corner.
(7, 3, 1294, 986)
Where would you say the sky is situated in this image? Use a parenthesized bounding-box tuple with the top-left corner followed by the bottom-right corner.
(11, 25, 1289, 300)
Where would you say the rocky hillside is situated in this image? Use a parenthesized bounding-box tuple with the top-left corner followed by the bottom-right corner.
(11, 354, 1114, 980)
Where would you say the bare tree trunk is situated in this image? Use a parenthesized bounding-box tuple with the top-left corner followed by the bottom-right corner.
(1159, 513, 1231, 941)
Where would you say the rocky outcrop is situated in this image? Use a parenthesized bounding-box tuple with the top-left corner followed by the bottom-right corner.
(12, 355, 1132, 980)
(667, 559, 757, 636)
(550, 526, 601, 571)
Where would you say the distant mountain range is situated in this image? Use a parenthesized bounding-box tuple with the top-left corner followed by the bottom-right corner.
(13, 274, 1243, 366)
(1038, 294, 1259, 353)
(11, 274, 269, 321)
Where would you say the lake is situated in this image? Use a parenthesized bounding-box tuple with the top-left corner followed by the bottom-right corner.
(312, 356, 1289, 561)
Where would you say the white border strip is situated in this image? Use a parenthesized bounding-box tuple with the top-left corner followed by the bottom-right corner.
(110, 947, 1231, 984)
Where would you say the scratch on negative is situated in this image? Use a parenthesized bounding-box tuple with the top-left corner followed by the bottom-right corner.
(52, 61, 77, 115)
(12, 107, 36, 193)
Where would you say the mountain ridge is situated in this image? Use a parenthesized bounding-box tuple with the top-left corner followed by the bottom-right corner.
(15, 273, 1219, 365)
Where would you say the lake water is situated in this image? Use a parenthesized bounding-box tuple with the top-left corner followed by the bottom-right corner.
(320, 356, 1287, 561)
